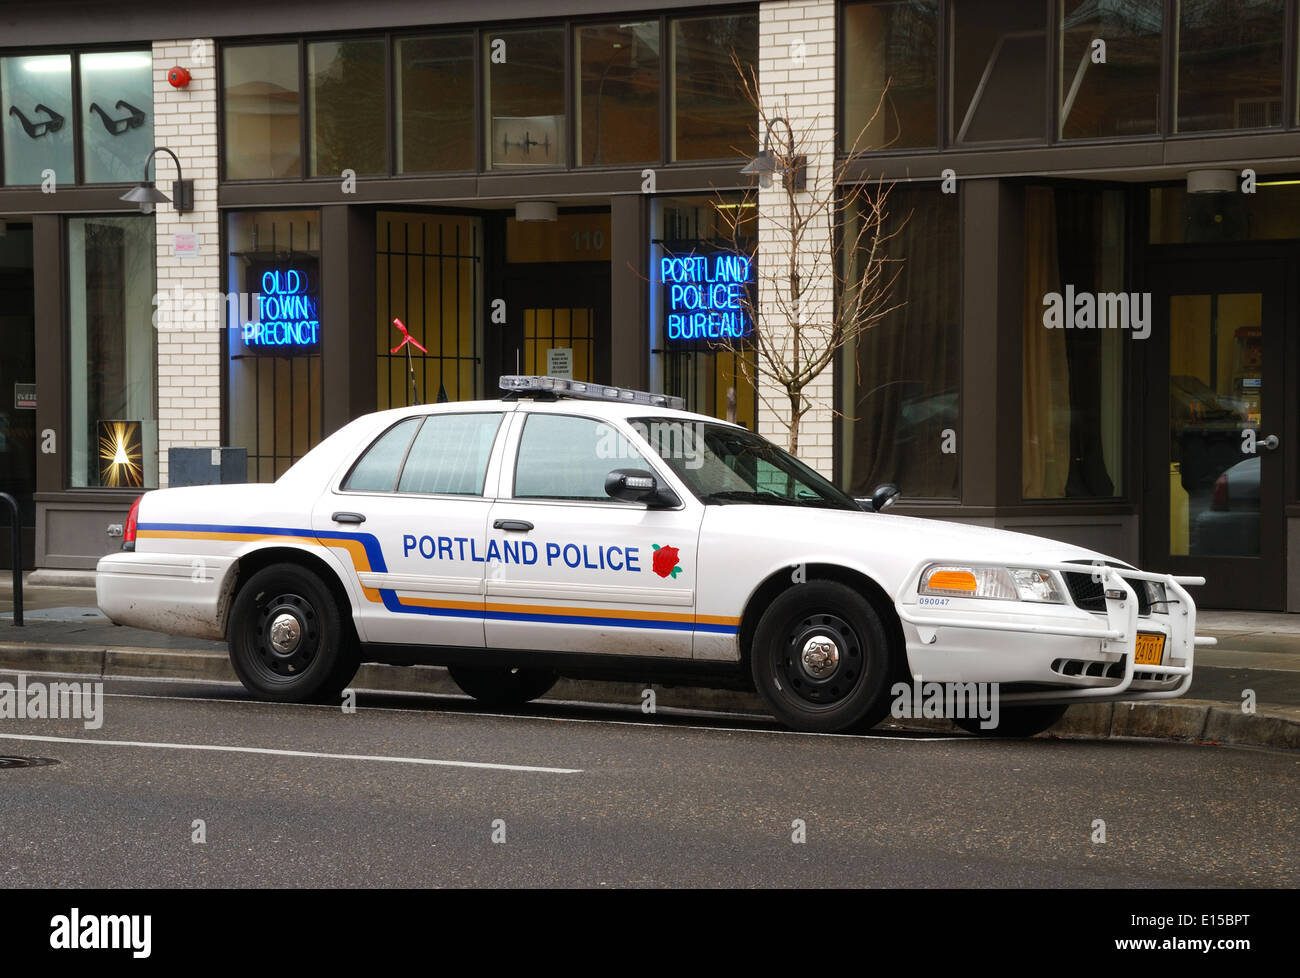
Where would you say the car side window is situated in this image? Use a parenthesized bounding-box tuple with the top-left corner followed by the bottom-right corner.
(398, 413, 503, 496)
(514, 414, 651, 502)
(342, 417, 421, 492)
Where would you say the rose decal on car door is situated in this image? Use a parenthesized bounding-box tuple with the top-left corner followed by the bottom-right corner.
(651, 544, 682, 579)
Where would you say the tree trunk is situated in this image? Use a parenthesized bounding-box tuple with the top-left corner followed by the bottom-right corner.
(788, 391, 802, 456)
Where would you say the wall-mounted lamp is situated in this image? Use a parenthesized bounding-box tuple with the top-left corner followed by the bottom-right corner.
(1186, 168, 1237, 194)
(740, 117, 806, 191)
(120, 146, 194, 215)
(515, 200, 558, 223)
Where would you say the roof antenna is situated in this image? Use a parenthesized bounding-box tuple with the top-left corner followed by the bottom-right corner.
(391, 318, 428, 406)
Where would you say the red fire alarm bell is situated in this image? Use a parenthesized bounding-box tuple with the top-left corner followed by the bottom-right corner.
(167, 66, 191, 88)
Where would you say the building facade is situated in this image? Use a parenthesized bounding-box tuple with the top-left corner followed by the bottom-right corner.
(1, 0, 1299, 611)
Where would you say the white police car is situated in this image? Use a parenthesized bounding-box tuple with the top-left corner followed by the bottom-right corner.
(96, 376, 1213, 735)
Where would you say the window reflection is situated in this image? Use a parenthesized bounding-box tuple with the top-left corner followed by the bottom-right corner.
(671, 14, 758, 161)
(308, 39, 387, 177)
(223, 44, 302, 180)
(577, 22, 661, 166)
(842, 1, 938, 151)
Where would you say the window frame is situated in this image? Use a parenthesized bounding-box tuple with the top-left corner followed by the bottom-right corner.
(508, 410, 677, 506)
(0, 43, 154, 189)
(339, 410, 505, 498)
(216, 8, 763, 184)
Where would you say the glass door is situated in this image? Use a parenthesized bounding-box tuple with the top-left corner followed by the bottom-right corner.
(1145, 260, 1285, 609)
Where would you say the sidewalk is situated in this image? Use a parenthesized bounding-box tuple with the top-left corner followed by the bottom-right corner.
(2, 576, 1298, 746)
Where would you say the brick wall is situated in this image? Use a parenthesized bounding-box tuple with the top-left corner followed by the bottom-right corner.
(151, 39, 221, 488)
(757, 0, 837, 476)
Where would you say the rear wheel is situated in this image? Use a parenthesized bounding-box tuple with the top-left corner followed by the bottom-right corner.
(228, 563, 359, 703)
(447, 665, 558, 707)
(955, 703, 1069, 737)
(750, 581, 894, 733)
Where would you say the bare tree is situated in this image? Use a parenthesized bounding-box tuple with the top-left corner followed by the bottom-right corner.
(701, 55, 908, 456)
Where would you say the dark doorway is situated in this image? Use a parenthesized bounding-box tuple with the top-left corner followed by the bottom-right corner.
(501, 262, 611, 384)
(0, 222, 35, 569)
(1144, 258, 1287, 609)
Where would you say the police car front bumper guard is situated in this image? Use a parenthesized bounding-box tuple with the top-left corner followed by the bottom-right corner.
(895, 560, 1217, 705)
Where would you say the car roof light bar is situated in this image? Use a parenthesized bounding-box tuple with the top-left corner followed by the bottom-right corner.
(499, 375, 685, 411)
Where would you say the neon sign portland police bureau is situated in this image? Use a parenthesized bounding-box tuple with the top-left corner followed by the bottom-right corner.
(241, 264, 320, 353)
(660, 246, 754, 347)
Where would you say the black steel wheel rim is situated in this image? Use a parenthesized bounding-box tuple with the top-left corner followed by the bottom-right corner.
(774, 611, 865, 710)
(247, 591, 321, 683)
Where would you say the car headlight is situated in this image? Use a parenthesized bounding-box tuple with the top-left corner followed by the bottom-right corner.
(919, 564, 1065, 603)
(1143, 580, 1169, 610)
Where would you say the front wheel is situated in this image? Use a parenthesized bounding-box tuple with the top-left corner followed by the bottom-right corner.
(955, 703, 1069, 737)
(227, 563, 359, 703)
(447, 665, 558, 707)
(750, 581, 895, 733)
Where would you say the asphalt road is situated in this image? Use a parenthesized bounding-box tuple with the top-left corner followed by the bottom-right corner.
(0, 678, 1296, 888)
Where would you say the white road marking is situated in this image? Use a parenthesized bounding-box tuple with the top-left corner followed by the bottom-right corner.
(0, 731, 582, 774)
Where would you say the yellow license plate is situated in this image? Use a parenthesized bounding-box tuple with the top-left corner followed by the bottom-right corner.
(1135, 632, 1166, 666)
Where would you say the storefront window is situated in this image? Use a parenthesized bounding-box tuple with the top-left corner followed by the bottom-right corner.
(1176, 0, 1284, 132)
(839, 187, 959, 499)
(1022, 186, 1126, 499)
(485, 28, 566, 170)
(377, 212, 482, 408)
(670, 14, 758, 161)
(1, 54, 74, 186)
(651, 195, 757, 430)
(68, 216, 157, 489)
(842, 1, 938, 151)
(226, 210, 321, 482)
(950, 0, 1047, 143)
(396, 34, 474, 173)
(577, 22, 661, 166)
(79, 50, 154, 182)
(1059, 0, 1162, 139)
(308, 39, 387, 177)
(223, 44, 302, 180)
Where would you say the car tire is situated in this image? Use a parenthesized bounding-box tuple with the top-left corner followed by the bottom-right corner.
(750, 581, 894, 733)
(447, 665, 558, 707)
(228, 563, 359, 703)
(954, 703, 1069, 738)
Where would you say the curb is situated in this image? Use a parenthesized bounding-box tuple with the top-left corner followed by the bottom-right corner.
(0, 641, 1297, 749)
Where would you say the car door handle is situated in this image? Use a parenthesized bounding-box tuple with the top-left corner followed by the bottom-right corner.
(493, 519, 534, 532)
(331, 512, 366, 524)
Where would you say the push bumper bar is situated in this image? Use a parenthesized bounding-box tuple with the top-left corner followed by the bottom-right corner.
(895, 560, 1216, 706)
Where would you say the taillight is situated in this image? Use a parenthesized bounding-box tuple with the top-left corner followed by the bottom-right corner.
(1211, 474, 1229, 511)
(122, 495, 142, 550)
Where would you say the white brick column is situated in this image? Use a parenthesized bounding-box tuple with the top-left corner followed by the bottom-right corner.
(757, 0, 836, 476)
(152, 40, 221, 488)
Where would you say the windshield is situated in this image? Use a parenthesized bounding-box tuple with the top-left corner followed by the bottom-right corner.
(632, 417, 861, 510)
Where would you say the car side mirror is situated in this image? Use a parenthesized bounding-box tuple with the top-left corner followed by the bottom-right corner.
(605, 469, 681, 509)
(866, 483, 900, 512)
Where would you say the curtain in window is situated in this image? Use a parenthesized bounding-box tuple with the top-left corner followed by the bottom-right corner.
(1021, 187, 1071, 498)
